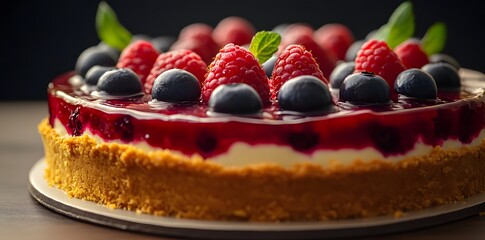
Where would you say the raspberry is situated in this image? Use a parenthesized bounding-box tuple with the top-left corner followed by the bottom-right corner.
(170, 34, 219, 65)
(314, 23, 354, 61)
(144, 49, 208, 94)
(277, 24, 314, 54)
(202, 43, 270, 104)
(270, 44, 327, 100)
(178, 23, 213, 40)
(116, 40, 159, 84)
(212, 16, 255, 47)
(354, 40, 406, 89)
(394, 39, 429, 69)
(282, 24, 314, 39)
(280, 33, 337, 80)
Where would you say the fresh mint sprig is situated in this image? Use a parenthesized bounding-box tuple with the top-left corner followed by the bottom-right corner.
(373, 1, 414, 49)
(248, 31, 281, 64)
(421, 22, 447, 56)
(96, 1, 132, 51)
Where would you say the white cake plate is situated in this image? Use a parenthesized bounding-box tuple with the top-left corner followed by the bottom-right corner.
(29, 158, 485, 239)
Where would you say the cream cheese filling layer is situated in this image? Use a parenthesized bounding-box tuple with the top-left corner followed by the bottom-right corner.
(53, 119, 485, 168)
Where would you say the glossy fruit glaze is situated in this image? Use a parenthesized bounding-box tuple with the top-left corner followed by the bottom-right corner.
(48, 70, 485, 159)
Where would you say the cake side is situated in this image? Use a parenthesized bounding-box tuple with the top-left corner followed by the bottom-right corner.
(39, 119, 485, 221)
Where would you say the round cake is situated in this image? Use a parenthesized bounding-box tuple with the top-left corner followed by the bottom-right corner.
(39, 2, 485, 222)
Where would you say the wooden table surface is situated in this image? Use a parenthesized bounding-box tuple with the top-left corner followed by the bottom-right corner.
(1, 101, 484, 240)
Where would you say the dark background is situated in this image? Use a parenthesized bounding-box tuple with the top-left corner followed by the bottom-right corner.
(3, 0, 484, 100)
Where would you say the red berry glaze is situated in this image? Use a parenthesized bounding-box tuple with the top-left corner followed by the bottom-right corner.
(144, 49, 208, 94)
(202, 43, 270, 104)
(49, 72, 485, 158)
(270, 44, 327, 100)
(395, 39, 430, 69)
(116, 40, 159, 84)
(314, 23, 354, 61)
(212, 16, 255, 47)
(355, 40, 406, 90)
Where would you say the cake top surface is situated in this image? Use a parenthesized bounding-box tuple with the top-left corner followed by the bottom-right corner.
(53, 1, 484, 125)
(50, 69, 484, 125)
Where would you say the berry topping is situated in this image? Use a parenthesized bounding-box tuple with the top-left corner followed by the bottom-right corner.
(282, 24, 314, 40)
(354, 40, 406, 90)
(270, 44, 327, 100)
(151, 69, 201, 102)
(394, 39, 429, 69)
(202, 43, 270, 104)
(97, 68, 143, 95)
(429, 53, 461, 70)
(394, 68, 437, 99)
(262, 55, 277, 78)
(329, 62, 355, 89)
(212, 16, 256, 47)
(339, 72, 391, 105)
(209, 83, 263, 114)
(144, 49, 207, 94)
(314, 23, 355, 61)
(421, 63, 461, 90)
(278, 75, 333, 112)
(178, 23, 214, 40)
(116, 40, 159, 84)
(345, 40, 365, 61)
(151, 36, 176, 53)
(85, 65, 115, 86)
(75, 46, 117, 78)
(280, 33, 337, 79)
(97, 41, 121, 60)
(131, 34, 152, 43)
(170, 24, 219, 64)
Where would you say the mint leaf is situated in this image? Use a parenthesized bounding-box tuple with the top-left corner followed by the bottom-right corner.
(373, 1, 414, 49)
(421, 22, 447, 56)
(96, 1, 132, 51)
(372, 24, 390, 41)
(248, 31, 281, 64)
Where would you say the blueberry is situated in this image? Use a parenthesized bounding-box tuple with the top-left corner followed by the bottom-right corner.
(209, 83, 263, 114)
(75, 46, 118, 78)
(151, 36, 176, 52)
(429, 53, 461, 70)
(97, 68, 142, 95)
(395, 69, 437, 99)
(421, 63, 461, 90)
(278, 75, 333, 112)
(262, 55, 277, 78)
(339, 72, 391, 104)
(345, 40, 364, 61)
(97, 41, 120, 60)
(85, 65, 115, 85)
(151, 69, 201, 102)
(329, 61, 355, 89)
(131, 34, 152, 42)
